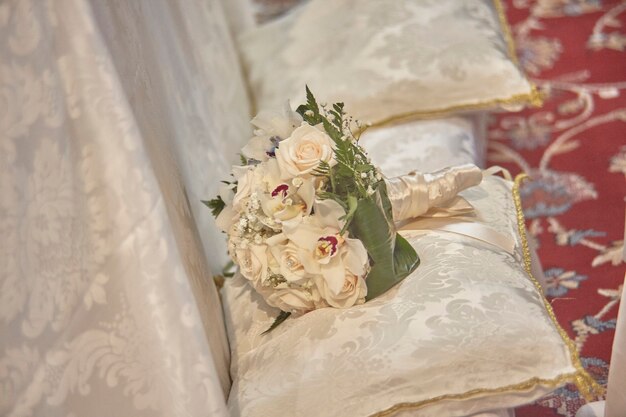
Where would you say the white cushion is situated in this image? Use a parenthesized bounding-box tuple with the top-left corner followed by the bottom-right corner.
(221, 175, 586, 417)
(238, 0, 540, 126)
(359, 115, 486, 175)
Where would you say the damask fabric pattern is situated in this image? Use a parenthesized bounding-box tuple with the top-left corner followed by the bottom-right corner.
(238, 0, 539, 126)
(0, 0, 252, 415)
(359, 115, 488, 175)
(222, 176, 579, 417)
(486, 1, 626, 416)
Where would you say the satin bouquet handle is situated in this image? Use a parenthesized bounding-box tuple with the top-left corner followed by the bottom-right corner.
(386, 164, 483, 223)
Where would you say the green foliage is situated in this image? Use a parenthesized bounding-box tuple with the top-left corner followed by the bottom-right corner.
(296, 86, 323, 125)
(348, 188, 419, 301)
(316, 191, 348, 210)
(202, 196, 225, 217)
(339, 195, 358, 235)
(296, 87, 380, 234)
(222, 260, 236, 278)
(262, 310, 292, 335)
(312, 160, 331, 177)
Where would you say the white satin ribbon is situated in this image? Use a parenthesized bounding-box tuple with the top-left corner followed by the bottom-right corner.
(399, 217, 516, 255)
(387, 164, 517, 255)
(483, 165, 513, 181)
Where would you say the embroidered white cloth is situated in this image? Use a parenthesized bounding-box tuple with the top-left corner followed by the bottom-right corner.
(0, 0, 251, 415)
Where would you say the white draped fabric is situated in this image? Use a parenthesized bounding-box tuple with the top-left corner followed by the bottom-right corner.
(605, 273, 626, 417)
(0, 0, 253, 415)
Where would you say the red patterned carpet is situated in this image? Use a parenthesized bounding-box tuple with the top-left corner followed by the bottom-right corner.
(488, 1, 626, 416)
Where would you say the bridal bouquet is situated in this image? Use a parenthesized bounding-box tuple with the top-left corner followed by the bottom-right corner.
(207, 88, 420, 328)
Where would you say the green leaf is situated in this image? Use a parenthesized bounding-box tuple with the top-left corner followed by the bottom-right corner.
(322, 118, 343, 143)
(330, 102, 344, 129)
(391, 233, 420, 283)
(305, 85, 318, 110)
(339, 194, 358, 235)
(349, 188, 419, 301)
(317, 191, 348, 209)
(261, 311, 292, 335)
(296, 86, 323, 125)
(202, 197, 226, 217)
(312, 160, 331, 177)
(222, 260, 236, 278)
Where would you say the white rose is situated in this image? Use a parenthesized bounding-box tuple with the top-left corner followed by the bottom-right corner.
(314, 270, 367, 309)
(262, 286, 323, 314)
(231, 165, 256, 211)
(276, 123, 336, 179)
(276, 242, 306, 282)
(234, 243, 270, 285)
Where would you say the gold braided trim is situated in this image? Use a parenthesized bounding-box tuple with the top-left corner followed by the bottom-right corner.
(369, 373, 580, 417)
(366, 175, 603, 417)
(512, 174, 604, 402)
(494, 0, 521, 67)
(360, 86, 543, 132)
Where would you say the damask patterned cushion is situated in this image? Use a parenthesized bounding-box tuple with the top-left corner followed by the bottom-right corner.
(238, 0, 541, 126)
(221, 174, 592, 417)
(358, 115, 487, 174)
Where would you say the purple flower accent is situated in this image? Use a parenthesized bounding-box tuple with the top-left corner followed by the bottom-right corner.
(265, 136, 281, 157)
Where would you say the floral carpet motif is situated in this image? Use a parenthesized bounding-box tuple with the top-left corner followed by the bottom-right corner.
(489, 1, 626, 416)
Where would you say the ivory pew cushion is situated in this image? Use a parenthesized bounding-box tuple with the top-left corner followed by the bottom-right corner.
(358, 115, 486, 175)
(221, 175, 585, 417)
(238, 0, 540, 127)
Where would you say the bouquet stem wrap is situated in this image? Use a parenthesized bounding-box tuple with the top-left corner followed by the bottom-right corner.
(350, 185, 418, 301)
(353, 164, 483, 301)
(385, 164, 483, 223)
